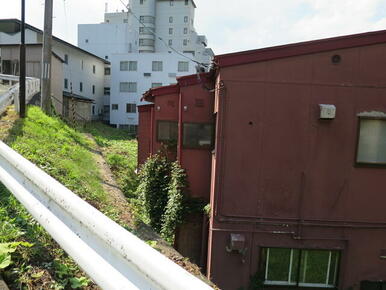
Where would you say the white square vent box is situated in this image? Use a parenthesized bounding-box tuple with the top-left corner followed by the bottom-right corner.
(319, 104, 336, 119)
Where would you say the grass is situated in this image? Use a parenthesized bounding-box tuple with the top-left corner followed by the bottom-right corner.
(0, 106, 109, 289)
(80, 122, 138, 200)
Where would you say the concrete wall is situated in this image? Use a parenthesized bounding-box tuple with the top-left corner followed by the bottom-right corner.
(208, 42, 386, 290)
(109, 52, 197, 126)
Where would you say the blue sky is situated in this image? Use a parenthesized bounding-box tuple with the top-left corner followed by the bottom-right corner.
(1, 0, 386, 55)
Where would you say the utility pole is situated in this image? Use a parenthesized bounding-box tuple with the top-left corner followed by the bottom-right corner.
(41, 0, 53, 115)
(19, 0, 26, 118)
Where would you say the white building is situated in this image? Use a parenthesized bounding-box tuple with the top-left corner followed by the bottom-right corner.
(0, 19, 110, 120)
(78, 0, 213, 129)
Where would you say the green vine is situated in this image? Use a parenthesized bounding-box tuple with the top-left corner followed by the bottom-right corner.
(136, 154, 201, 244)
(161, 161, 187, 243)
(136, 154, 171, 232)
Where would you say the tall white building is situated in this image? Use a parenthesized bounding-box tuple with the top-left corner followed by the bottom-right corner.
(78, 0, 213, 130)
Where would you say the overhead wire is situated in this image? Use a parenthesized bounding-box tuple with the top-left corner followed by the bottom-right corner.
(118, 0, 209, 68)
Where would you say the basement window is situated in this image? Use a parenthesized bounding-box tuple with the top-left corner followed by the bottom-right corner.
(261, 248, 340, 288)
(356, 117, 386, 166)
(183, 123, 213, 149)
(157, 121, 178, 142)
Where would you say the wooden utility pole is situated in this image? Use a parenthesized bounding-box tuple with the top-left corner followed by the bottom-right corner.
(19, 0, 26, 118)
(41, 0, 53, 115)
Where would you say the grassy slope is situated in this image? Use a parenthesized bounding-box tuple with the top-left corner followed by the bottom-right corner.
(0, 107, 108, 289)
(0, 106, 213, 289)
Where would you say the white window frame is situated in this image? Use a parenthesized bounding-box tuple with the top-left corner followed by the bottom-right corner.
(152, 61, 163, 72)
(263, 248, 339, 289)
(178, 61, 189, 72)
(120, 82, 137, 93)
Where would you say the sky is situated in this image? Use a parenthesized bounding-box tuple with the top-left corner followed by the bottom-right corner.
(0, 0, 386, 55)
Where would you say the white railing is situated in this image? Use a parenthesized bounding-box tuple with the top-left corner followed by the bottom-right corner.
(0, 141, 213, 290)
(0, 74, 40, 114)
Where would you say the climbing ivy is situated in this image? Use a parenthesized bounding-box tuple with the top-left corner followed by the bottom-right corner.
(161, 161, 188, 243)
(136, 154, 171, 232)
(136, 154, 195, 244)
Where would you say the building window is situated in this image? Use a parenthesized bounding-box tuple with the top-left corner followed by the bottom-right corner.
(152, 61, 163, 72)
(169, 28, 173, 35)
(139, 27, 154, 35)
(120, 61, 129, 71)
(261, 248, 340, 288)
(157, 121, 178, 142)
(104, 67, 111, 75)
(92, 105, 95, 115)
(79, 82, 83, 92)
(139, 38, 155, 46)
(139, 15, 155, 24)
(183, 39, 188, 46)
(64, 78, 68, 89)
(112, 104, 118, 110)
(184, 16, 188, 23)
(183, 123, 213, 149)
(128, 125, 138, 135)
(85, 39, 89, 43)
(92, 85, 95, 94)
(93, 65, 96, 74)
(178, 61, 189, 72)
(129, 61, 138, 71)
(168, 39, 173, 46)
(123, 18, 128, 23)
(81, 60, 84, 70)
(140, 0, 143, 4)
(356, 117, 386, 165)
(170, 0, 174, 6)
(126, 103, 137, 113)
(103, 105, 110, 114)
(104, 87, 110, 95)
(185, 0, 189, 5)
(169, 16, 173, 23)
(120, 82, 137, 92)
(152, 83, 162, 88)
(64, 54, 69, 64)
(184, 27, 188, 34)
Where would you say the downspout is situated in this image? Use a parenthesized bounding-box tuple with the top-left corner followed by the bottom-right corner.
(150, 106, 154, 156)
(177, 91, 183, 163)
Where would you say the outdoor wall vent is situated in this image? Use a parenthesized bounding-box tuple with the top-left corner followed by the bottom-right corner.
(144, 73, 151, 77)
(319, 104, 336, 119)
(226, 233, 247, 263)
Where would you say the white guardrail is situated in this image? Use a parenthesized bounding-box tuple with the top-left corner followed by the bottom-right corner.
(0, 74, 40, 114)
(0, 141, 213, 290)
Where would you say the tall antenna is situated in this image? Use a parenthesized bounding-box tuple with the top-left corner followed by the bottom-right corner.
(105, 2, 108, 13)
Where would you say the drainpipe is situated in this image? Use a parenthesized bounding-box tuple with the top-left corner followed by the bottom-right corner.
(150, 106, 154, 156)
(177, 91, 183, 163)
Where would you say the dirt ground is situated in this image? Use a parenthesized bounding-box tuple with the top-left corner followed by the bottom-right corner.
(85, 134, 217, 288)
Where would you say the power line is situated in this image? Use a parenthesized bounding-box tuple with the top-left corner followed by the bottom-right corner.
(118, 0, 209, 68)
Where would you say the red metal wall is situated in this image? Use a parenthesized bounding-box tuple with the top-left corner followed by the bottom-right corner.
(137, 105, 153, 166)
(179, 81, 214, 199)
(208, 43, 386, 290)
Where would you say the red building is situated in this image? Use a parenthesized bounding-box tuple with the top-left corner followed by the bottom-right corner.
(138, 30, 386, 290)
